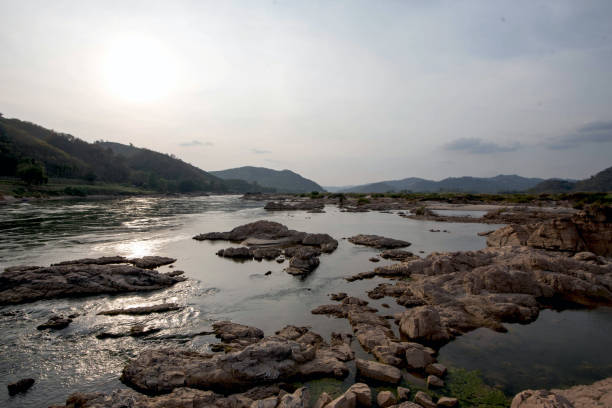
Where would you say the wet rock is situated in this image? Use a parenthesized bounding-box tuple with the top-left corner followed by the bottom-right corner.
(122, 326, 348, 394)
(52, 256, 128, 266)
(348, 235, 411, 249)
(380, 249, 416, 262)
(425, 363, 447, 377)
(130, 256, 177, 269)
(252, 247, 282, 260)
(330, 292, 348, 301)
(377, 391, 397, 408)
(355, 359, 401, 384)
(265, 271, 272, 276)
(369, 257, 380, 263)
(7, 378, 35, 395)
(212, 321, 264, 350)
(165, 270, 184, 277)
(285, 247, 321, 276)
(98, 302, 182, 316)
(96, 324, 161, 339)
(436, 397, 458, 407)
(0, 260, 185, 305)
(348, 383, 372, 408)
(397, 387, 411, 402)
(326, 389, 357, 408)
(37, 314, 72, 330)
(314, 392, 333, 408)
(414, 391, 436, 408)
(427, 375, 444, 388)
(217, 247, 254, 259)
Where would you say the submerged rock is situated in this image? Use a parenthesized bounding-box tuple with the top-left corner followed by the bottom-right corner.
(348, 235, 411, 249)
(121, 325, 348, 394)
(7, 378, 35, 395)
(37, 314, 73, 330)
(97, 303, 182, 316)
(0, 259, 185, 305)
(96, 324, 161, 339)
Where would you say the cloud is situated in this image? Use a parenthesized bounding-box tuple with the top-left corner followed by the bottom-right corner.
(179, 140, 213, 147)
(547, 120, 612, 150)
(444, 138, 522, 154)
(251, 148, 271, 154)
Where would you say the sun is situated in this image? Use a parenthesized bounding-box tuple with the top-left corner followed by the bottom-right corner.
(103, 34, 177, 102)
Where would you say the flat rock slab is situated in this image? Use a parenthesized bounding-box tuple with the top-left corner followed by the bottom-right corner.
(348, 235, 411, 249)
(0, 259, 185, 305)
(97, 303, 182, 316)
(356, 359, 401, 384)
(37, 314, 73, 330)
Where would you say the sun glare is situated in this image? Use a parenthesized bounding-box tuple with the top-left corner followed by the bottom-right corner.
(103, 35, 177, 102)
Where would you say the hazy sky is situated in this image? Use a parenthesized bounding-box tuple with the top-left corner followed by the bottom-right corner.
(1, 0, 611, 185)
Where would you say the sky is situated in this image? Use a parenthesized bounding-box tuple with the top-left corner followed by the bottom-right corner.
(1, 0, 611, 186)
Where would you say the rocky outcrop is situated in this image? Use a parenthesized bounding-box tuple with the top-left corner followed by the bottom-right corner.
(355, 359, 401, 384)
(348, 235, 411, 249)
(488, 206, 612, 257)
(54, 385, 308, 408)
(53, 256, 176, 269)
(96, 323, 161, 339)
(380, 249, 417, 262)
(0, 259, 185, 305)
(37, 314, 73, 330)
(512, 377, 612, 408)
(265, 201, 325, 211)
(194, 221, 338, 276)
(98, 303, 182, 316)
(121, 325, 348, 394)
(363, 246, 612, 344)
(212, 321, 264, 350)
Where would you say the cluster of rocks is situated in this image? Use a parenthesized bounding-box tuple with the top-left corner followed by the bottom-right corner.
(380, 250, 418, 262)
(53, 255, 177, 269)
(0, 257, 185, 305)
(512, 377, 612, 408)
(97, 302, 183, 316)
(357, 245, 612, 343)
(312, 295, 447, 388)
(121, 324, 350, 394)
(194, 221, 339, 276)
(348, 235, 411, 249)
(265, 200, 325, 212)
(486, 206, 612, 257)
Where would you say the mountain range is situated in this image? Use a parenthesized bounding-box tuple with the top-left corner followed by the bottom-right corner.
(211, 166, 323, 193)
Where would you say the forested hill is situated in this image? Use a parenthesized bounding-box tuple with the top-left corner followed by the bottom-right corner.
(211, 166, 324, 193)
(530, 166, 612, 193)
(0, 115, 269, 193)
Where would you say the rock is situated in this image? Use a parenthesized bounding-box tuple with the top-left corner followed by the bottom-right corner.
(314, 392, 333, 408)
(369, 257, 380, 263)
(414, 391, 436, 408)
(0, 260, 185, 305)
(348, 235, 411, 249)
(98, 302, 182, 316)
(252, 247, 282, 260)
(56, 385, 303, 408)
(37, 314, 72, 330)
(122, 326, 348, 394)
(52, 256, 128, 266)
(129, 256, 177, 269)
(436, 397, 458, 407)
(96, 324, 161, 339)
(330, 293, 348, 301)
(397, 387, 411, 402)
(405, 346, 435, 371)
(348, 383, 372, 408)
(7, 378, 35, 395)
(380, 249, 416, 261)
(326, 389, 357, 408)
(399, 306, 449, 343)
(425, 363, 447, 377)
(265, 271, 272, 276)
(511, 390, 573, 408)
(427, 375, 444, 388)
(355, 359, 401, 384)
(394, 403, 424, 408)
(212, 321, 264, 350)
(217, 247, 253, 259)
(285, 247, 321, 276)
(377, 391, 397, 408)
(165, 270, 184, 277)
(265, 201, 325, 211)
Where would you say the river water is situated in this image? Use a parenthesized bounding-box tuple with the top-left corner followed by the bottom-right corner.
(0, 196, 610, 407)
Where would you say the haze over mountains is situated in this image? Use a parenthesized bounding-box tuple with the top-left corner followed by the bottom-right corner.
(211, 166, 323, 193)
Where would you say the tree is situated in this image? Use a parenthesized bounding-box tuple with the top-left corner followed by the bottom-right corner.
(17, 162, 48, 185)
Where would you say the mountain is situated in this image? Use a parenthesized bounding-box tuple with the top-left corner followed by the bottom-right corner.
(0, 115, 269, 193)
(530, 166, 612, 193)
(211, 166, 323, 193)
(339, 175, 544, 194)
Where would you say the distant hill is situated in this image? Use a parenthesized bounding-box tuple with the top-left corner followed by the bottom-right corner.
(0, 115, 269, 193)
(339, 174, 544, 194)
(211, 166, 323, 193)
(530, 166, 612, 193)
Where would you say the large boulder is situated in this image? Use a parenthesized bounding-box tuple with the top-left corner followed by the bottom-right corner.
(355, 359, 401, 384)
(348, 235, 411, 249)
(511, 390, 573, 408)
(399, 306, 449, 343)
